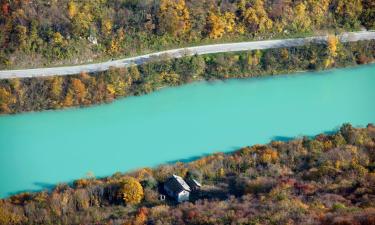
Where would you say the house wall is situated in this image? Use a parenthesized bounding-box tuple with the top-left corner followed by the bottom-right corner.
(177, 190, 190, 203)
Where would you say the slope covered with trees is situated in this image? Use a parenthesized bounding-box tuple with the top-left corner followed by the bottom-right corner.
(0, 39, 374, 114)
(1, 124, 375, 224)
(0, 0, 374, 69)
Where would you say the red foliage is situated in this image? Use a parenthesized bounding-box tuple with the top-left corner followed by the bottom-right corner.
(1, 3, 10, 16)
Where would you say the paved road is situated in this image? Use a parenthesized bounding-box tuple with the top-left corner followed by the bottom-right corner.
(1, 31, 375, 79)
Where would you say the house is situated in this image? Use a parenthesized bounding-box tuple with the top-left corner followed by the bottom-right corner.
(186, 178, 202, 191)
(164, 175, 191, 203)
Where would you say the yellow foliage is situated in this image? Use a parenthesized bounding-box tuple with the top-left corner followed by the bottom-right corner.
(159, 0, 190, 37)
(0, 205, 23, 225)
(324, 57, 334, 68)
(102, 19, 113, 36)
(243, 0, 273, 33)
(327, 35, 339, 57)
(106, 84, 116, 95)
(223, 12, 236, 33)
(308, 0, 330, 26)
(67, 1, 77, 19)
(0, 87, 11, 105)
(218, 168, 225, 177)
(293, 3, 311, 32)
(52, 32, 64, 45)
(119, 177, 144, 204)
(335, 0, 363, 20)
(50, 77, 63, 98)
(281, 48, 289, 60)
(206, 11, 226, 39)
(160, 72, 180, 85)
(260, 149, 278, 164)
(108, 39, 120, 55)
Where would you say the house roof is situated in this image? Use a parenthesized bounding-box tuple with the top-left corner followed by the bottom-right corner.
(187, 178, 202, 188)
(164, 174, 191, 193)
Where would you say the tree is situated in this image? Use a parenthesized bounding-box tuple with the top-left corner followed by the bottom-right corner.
(16, 25, 28, 49)
(67, 1, 77, 19)
(0, 87, 12, 113)
(206, 11, 226, 39)
(242, 0, 273, 34)
(101, 18, 113, 36)
(324, 35, 339, 68)
(1, 2, 10, 17)
(118, 177, 144, 204)
(158, 0, 190, 37)
(360, 0, 375, 30)
(71, 78, 87, 103)
(327, 35, 338, 57)
(307, 0, 330, 27)
(292, 3, 311, 32)
(129, 66, 141, 82)
(52, 32, 64, 46)
(334, 0, 363, 27)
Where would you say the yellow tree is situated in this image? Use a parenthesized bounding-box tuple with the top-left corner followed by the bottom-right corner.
(101, 18, 113, 36)
(243, 0, 273, 33)
(223, 12, 236, 33)
(158, 0, 190, 37)
(67, 1, 77, 19)
(52, 32, 64, 45)
(292, 2, 311, 32)
(0, 87, 12, 113)
(327, 35, 339, 58)
(324, 35, 339, 68)
(206, 11, 226, 39)
(118, 177, 144, 204)
(307, 0, 330, 27)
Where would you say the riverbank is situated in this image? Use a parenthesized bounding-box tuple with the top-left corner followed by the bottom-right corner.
(0, 39, 374, 114)
(1, 124, 374, 224)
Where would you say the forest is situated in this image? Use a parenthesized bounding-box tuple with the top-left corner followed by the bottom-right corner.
(0, 0, 374, 69)
(0, 39, 374, 114)
(1, 123, 375, 224)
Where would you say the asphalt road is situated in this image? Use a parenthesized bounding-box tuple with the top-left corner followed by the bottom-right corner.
(1, 31, 374, 79)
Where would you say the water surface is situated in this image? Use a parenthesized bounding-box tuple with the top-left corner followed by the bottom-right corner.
(0, 65, 374, 198)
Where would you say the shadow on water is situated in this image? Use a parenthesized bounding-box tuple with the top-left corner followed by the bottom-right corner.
(34, 182, 56, 190)
(5, 128, 344, 198)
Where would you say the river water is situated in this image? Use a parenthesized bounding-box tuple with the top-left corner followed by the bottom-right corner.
(0, 65, 374, 198)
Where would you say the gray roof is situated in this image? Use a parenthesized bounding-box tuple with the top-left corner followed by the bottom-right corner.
(164, 175, 191, 193)
(187, 178, 202, 188)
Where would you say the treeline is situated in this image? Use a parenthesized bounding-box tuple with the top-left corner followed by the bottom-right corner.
(0, 0, 374, 69)
(0, 39, 374, 114)
(1, 123, 375, 224)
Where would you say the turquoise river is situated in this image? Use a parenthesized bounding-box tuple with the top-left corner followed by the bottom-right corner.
(0, 65, 375, 198)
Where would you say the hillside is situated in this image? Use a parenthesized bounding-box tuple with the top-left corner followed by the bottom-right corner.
(0, 0, 374, 69)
